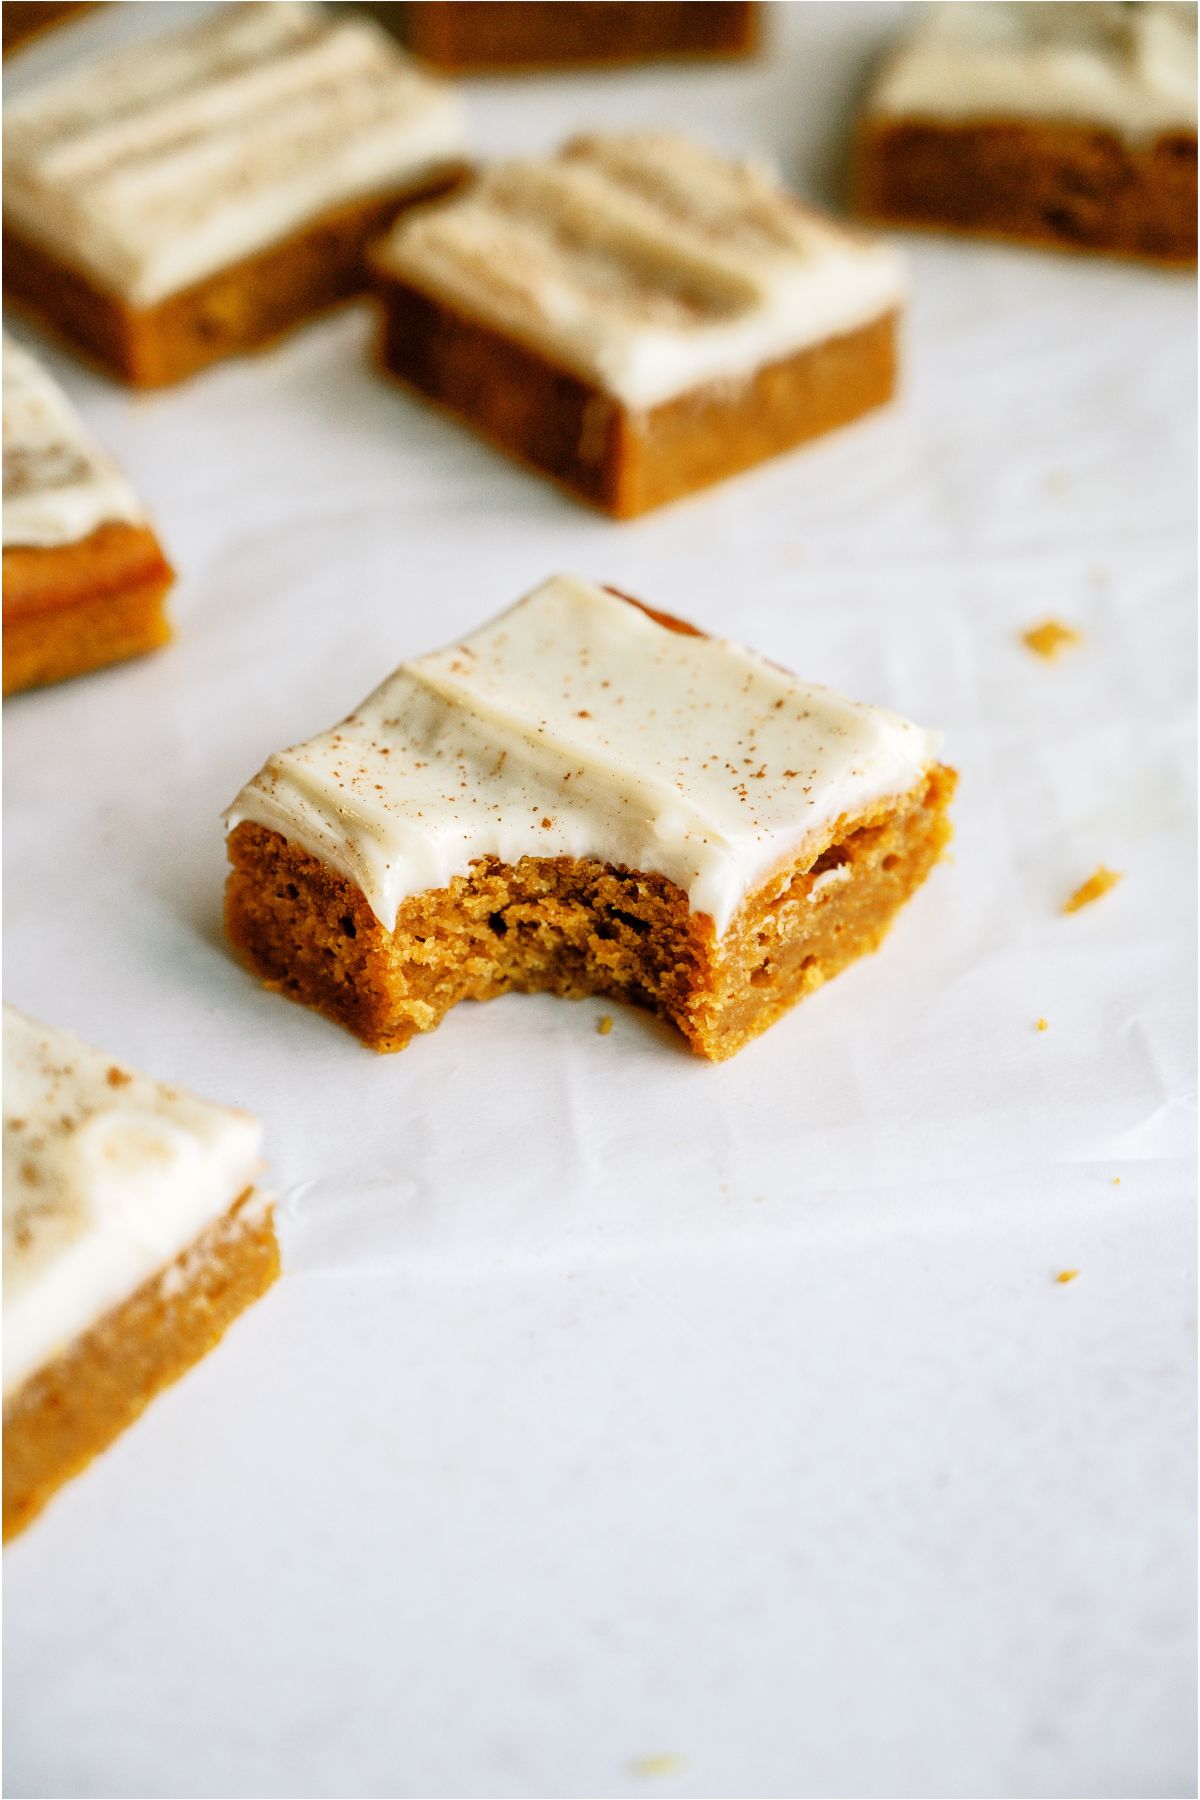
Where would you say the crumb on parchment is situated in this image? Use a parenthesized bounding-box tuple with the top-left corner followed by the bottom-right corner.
(597, 1015, 613, 1036)
(1036, 1018, 1049, 1032)
(631, 1755, 685, 1778)
(1064, 867, 1122, 913)
(1055, 1270, 1080, 1285)
(1023, 619, 1082, 659)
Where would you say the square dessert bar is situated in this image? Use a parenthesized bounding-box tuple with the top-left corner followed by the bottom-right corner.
(225, 575, 954, 1061)
(3, 1, 469, 387)
(3, 1007, 278, 1540)
(359, 3, 758, 73)
(855, 1, 1197, 264)
(371, 132, 905, 517)
(3, 338, 173, 694)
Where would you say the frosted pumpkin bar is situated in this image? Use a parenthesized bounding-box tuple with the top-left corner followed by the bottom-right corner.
(855, 1, 1197, 264)
(2, 1, 469, 386)
(3, 338, 173, 695)
(224, 576, 954, 1060)
(371, 132, 905, 517)
(3, 1007, 278, 1541)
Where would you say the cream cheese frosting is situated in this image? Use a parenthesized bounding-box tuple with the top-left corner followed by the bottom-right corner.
(375, 132, 905, 408)
(3, 338, 145, 549)
(225, 575, 941, 937)
(869, 2, 1198, 141)
(3, 1008, 265, 1397)
(3, 1, 468, 306)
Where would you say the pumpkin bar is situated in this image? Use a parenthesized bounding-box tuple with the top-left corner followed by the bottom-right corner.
(3, 0, 469, 387)
(3, 338, 173, 695)
(855, 1, 1197, 264)
(225, 575, 954, 1061)
(358, 3, 757, 73)
(3, 1007, 279, 1541)
(371, 132, 905, 517)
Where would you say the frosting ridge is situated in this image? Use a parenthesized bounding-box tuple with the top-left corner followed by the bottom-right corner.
(3, 337, 145, 548)
(869, 2, 1198, 140)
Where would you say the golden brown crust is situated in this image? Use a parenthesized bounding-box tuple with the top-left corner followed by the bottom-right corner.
(3, 1191, 279, 1542)
(854, 116, 1197, 265)
(3, 521, 173, 695)
(361, 2, 757, 72)
(3, 169, 470, 388)
(372, 273, 899, 517)
(225, 765, 955, 1061)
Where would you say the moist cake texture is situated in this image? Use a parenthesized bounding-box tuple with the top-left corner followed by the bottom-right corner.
(3, 1008, 278, 1541)
(3, 0, 469, 384)
(225, 575, 954, 1059)
(372, 132, 905, 515)
(856, 1, 1198, 263)
(3, 337, 173, 693)
(360, 2, 758, 73)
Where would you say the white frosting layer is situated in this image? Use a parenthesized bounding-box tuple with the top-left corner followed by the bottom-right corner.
(376, 132, 905, 408)
(869, 2, 1198, 141)
(3, 337, 145, 548)
(3, 1008, 265, 1397)
(225, 575, 941, 937)
(3, 1, 468, 305)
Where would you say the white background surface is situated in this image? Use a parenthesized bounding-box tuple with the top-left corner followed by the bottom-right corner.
(3, 4, 1196, 1797)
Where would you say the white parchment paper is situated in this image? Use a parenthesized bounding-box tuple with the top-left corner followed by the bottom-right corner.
(3, 5, 1196, 1796)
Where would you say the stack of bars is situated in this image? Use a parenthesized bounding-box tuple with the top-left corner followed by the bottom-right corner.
(225, 576, 955, 1062)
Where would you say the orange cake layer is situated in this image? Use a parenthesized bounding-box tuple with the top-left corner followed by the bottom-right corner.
(4, 521, 173, 695)
(227, 769, 954, 1061)
(364, 2, 758, 72)
(855, 117, 1197, 265)
(376, 280, 898, 518)
(4, 179, 466, 390)
(4, 1191, 279, 1542)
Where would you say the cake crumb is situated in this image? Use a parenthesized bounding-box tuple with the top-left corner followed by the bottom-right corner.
(105, 1066, 132, 1087)
(1064, 867, 1122, 913)
(597, 1015, 613, 1036)
(1036, 1018, 1049, 1032)
(1113, 1177, 1121, 1185)
(1023, 619, 1082, 660)
(1055, 1269, 1080, 1285)
(631, 1755, 684, 1779)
